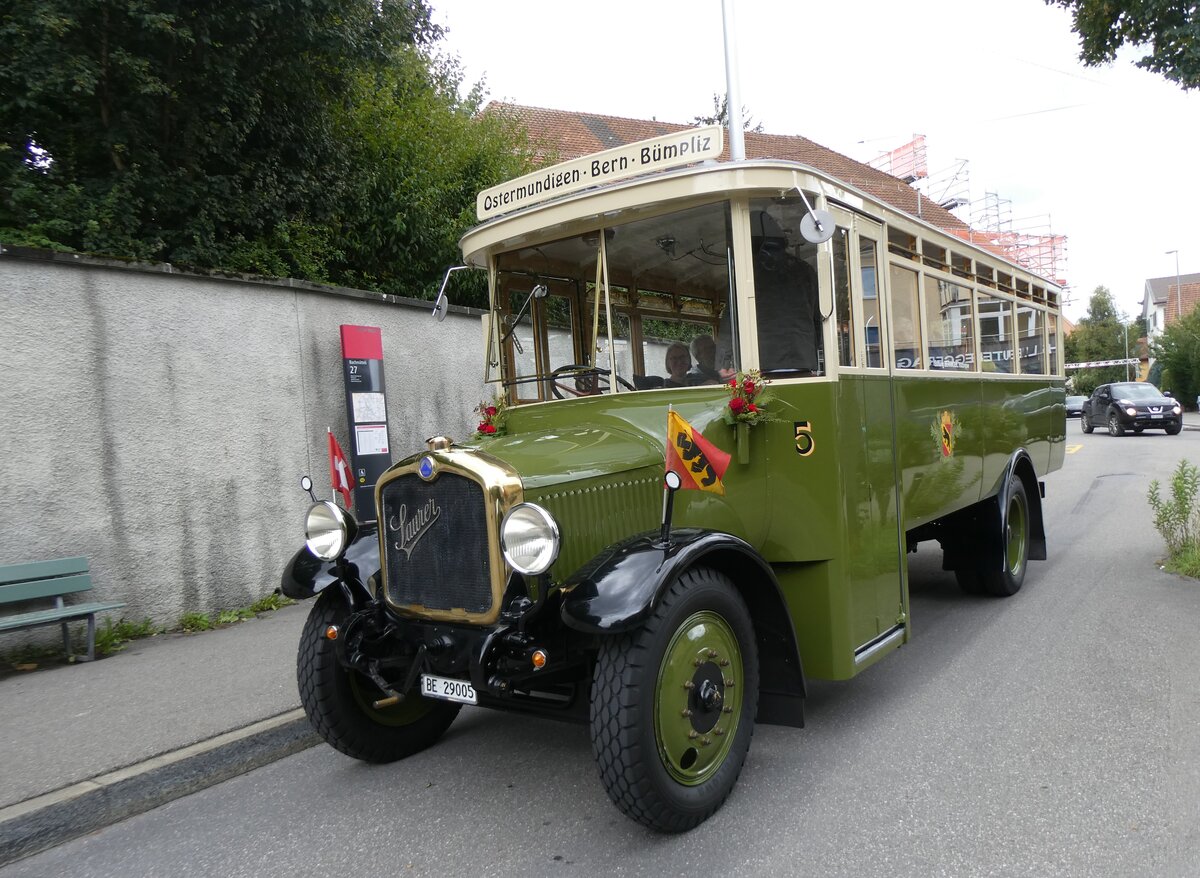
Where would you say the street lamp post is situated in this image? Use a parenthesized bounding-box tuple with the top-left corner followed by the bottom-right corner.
(1167, 249, 1181, 324)
(1123, 323, 1130, 380)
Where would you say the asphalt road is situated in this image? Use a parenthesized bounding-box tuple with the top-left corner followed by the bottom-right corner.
(6, 425, 1200, 877)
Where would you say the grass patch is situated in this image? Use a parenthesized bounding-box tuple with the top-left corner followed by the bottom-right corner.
(95, 617, 160, 656)
(179, 591, 296, 633)
(1164, 543, 1200, 578)
(3, 592, 299, 672)
(179, 612, 214, 632)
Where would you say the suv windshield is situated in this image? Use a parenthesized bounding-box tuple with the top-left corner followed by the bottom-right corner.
(1110, 383, 1164, 401)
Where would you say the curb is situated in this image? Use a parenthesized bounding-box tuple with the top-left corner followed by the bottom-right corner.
(0, 709, 320, 867)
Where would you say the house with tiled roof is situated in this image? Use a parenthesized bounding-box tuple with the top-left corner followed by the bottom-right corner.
(1142, 271, 1200, 339)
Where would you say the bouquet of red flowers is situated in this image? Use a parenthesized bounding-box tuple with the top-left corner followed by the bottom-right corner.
(722, 369, 774, 426)
(473, 395, 508, 438)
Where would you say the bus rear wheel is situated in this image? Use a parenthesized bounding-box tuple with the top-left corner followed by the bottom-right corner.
(979, 478, 1029, 597)
(590, 566, 758, 833)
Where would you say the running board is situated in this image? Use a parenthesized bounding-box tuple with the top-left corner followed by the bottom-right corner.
(854, 624, 906, 667)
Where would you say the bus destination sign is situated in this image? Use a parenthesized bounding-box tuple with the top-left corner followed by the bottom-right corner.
(476, 125, 724, 221)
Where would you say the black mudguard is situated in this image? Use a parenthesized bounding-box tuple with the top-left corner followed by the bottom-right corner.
(281, 522, 379, 602)
(996, 449, 1047, 564)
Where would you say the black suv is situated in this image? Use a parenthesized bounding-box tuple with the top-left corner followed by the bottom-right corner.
(1080, 382, 1182, 436)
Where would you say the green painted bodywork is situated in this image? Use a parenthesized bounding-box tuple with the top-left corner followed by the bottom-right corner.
(466, 373, 1064, 681)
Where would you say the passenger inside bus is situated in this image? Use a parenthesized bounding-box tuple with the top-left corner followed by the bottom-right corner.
(664, 342, 692, 387)
(750, 210, 822, 375)
(687, 334, 723, 384)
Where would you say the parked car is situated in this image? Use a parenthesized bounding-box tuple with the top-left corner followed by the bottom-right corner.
(1080, 382, 1182, 435)
(1065, 395, 1086, 418)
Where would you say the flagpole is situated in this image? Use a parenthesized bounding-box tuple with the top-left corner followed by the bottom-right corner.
(660, 405, 678, 545)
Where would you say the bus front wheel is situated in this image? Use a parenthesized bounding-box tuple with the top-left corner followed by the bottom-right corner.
(590, 566, 758, 833)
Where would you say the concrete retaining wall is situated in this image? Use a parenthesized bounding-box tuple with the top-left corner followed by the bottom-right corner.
(0, 249, 488, 632)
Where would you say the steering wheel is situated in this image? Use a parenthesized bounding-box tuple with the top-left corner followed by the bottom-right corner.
(549, 364, 636, 399)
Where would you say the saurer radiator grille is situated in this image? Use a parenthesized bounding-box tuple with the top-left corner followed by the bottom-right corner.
(380, 473, 492, 614)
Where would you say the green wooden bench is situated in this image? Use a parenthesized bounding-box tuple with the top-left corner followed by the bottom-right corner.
(0, 557, 126, 662)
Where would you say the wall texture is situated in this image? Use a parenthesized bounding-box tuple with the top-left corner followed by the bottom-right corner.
(0, 248, 488, 630)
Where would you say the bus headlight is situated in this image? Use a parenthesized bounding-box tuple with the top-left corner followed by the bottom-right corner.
(501, 503, 560, 575)
(305, 501, 358, 560)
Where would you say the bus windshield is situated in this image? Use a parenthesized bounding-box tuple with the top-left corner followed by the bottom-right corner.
(487, 200, 737, 403)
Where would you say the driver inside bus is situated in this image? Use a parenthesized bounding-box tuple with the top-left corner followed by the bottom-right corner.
(750, 210, 821, 374)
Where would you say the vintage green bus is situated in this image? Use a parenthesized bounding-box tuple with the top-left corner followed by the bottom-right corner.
(285, 126, 1065, 832)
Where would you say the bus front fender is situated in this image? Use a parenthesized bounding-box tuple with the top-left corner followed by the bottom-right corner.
(559, 528, 772, 634)
(559, 527, 807, 726)
(281, 522, 379, 605)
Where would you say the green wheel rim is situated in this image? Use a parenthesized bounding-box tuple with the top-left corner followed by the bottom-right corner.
(349, 671, 436, 727)
(1005, 492, 1027, 576)
(654, 610, 744, 786)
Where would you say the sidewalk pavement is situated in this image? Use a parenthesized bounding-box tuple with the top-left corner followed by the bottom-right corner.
(0, 601, 319, 866)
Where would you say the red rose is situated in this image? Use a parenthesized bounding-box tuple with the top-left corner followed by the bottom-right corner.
(485, 405, 497, 417)
(729, 397, 746, 414)
(481, 424, 496, 434)
(747, 403, 758, 413)
(743, 380, 756, 395)
(728, 378, 738, 387)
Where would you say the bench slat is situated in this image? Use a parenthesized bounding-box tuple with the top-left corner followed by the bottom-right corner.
(0, 557, 89, 585)
(0, 573, 94, 604)
(0, 601, 127, 632)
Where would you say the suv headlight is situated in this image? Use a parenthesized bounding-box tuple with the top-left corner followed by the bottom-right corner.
(305, 501, 357, 560)
(1173, 404, 1182, 415)
(1124, 406, 1136, 417)
(501, 503, 560, 575)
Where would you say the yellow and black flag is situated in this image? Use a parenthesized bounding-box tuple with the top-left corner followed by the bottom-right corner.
(666, 410, 731, 495)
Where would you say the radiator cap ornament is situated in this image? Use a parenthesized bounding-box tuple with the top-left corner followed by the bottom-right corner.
(418, 456, 436, 480)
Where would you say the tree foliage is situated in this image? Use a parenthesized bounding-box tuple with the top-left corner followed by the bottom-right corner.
(1150, 305, 1200, 405)
(1064, 285, 1138, 394)
(691, 94, 765, 133)
(1047, 0, 1200, 90)
(0, 0, 533, 303)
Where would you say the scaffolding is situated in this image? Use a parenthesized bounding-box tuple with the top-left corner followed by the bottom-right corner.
(891, 142, 1070, 294)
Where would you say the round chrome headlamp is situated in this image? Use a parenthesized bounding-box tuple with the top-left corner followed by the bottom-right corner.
(305, 501, 357, 561)
(500, 503, 560, 576)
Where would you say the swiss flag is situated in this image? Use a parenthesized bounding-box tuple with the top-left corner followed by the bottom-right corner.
(328, 430, 354, 508)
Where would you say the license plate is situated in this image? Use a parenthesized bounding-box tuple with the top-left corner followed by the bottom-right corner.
(1151, 413, 1162, 418)
(421, 674, 477, 705)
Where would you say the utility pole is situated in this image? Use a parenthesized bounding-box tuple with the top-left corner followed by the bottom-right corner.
(1167, 249, 1182, 324)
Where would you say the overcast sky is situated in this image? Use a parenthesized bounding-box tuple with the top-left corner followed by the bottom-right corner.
(433, 0, 1199, 324)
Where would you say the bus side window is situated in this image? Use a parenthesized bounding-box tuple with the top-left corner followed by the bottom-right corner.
(1018, 305, 1046, 374)
(889, 264, 921, 369)
(978, 293, 1014, 373)
(749, 209, 822, 375)
(924, 277, 975, 371)
(833, 227, 854, 367)
(859, 236, 882, 368)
